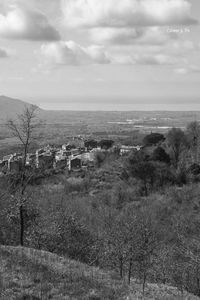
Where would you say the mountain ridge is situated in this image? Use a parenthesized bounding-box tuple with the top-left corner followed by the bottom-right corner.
(0, 95, 41, 120)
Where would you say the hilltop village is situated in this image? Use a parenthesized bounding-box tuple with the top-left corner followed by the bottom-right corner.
(0, 138, 141, 174)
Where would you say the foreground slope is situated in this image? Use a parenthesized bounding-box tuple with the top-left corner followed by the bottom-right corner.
(0, 246, 127, 300)
(0, 246, 199, 300)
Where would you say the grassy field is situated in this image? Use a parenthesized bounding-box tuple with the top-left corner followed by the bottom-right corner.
(0, 246, 199, 300)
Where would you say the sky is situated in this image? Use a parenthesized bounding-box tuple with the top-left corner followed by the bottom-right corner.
(0, 0, 200, 110)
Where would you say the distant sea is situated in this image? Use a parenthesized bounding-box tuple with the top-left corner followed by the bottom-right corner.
(32, 96, 200, 111)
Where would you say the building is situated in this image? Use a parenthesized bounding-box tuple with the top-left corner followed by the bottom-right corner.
(36, 153, 54, 169)
(70, 148, 81, 157)
(55, 158, 67, 170)
(68, 157, 82, 171)
(120, 145, 141, 156)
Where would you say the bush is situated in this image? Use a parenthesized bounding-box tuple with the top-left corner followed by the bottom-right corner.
(143, 133, 165, 146)
(64, 177, 90, 193)
(152, 146, 170, 164)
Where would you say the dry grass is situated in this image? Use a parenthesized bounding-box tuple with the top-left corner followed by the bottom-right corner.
(0, 246, 127, 300)
(0, 246, 199, 300)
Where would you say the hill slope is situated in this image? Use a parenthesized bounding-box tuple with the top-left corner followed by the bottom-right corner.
(0, 95, 40, 121)
(0, 246, 199, 300)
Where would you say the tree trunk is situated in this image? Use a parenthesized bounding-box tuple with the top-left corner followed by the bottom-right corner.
(174, 150, 179, 169)
(128, 257, 133, 285)
(196, 264, 200, 296)
(144, 181, 148, 197)
(20, 205, 24, 246)
(142, 271, 147, 296)
(119, 256, 123, 279)
(197, 277, 200, 296)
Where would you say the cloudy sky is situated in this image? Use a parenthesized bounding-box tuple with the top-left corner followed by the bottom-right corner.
(0, 0, 199, 110)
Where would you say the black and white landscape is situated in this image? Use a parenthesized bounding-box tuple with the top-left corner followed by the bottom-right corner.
(0, 1, 200, 299)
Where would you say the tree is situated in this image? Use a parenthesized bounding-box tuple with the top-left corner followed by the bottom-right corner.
(153, 162, 175, 188)
(128, 205, 160, 292)
(7, 105, 39, 168)
(7, 105, 40, 246)
(187, 121, 200, 164)
(56, 214, 96, 263)
(143, 133, 165, 146)
(105, 212, 132, 279)
(94, 151, 106, 168)
(127, 151, 156, 196)
(187, 163, 200, 176)
(112, 183, 131, 209)
(166, 128, 187, 169)
(84, 139, 98, 150)
(105, 203, 160, 289)
(98, 139, 114, 150)
(152, 146, 170, 164)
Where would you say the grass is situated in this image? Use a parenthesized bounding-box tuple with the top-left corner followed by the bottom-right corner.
(0, 246, 199, 300)
(0, 246, 127, 300)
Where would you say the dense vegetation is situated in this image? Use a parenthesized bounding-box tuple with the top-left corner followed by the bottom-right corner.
(1, 113, 200, 298)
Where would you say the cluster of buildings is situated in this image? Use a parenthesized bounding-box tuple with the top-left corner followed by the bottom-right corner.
(0, 140, 142, 175)
(0, 144, 96, 174)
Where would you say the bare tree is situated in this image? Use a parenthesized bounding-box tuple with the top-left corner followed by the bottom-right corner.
(167, 128, 187, 169)
(187, 121, 200, 164)
(7, 105, 40, 246)
(7, 105, 38, 168)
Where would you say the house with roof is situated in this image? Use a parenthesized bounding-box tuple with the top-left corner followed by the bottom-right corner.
(68, 156, 82, 171)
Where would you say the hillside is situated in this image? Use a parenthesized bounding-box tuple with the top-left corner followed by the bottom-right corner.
(0, 246, 199, 300)
(0, 96, 40, 121)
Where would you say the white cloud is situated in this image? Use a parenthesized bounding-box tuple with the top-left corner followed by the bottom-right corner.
(41, 42, 78, 65)
(41, 41, 110, 66)
(111, 53, 177, 65)
(0, 5, 60, 41)
(61, 0, 195, 47)
(40, 38, 187, 67)
(190, 65, 200, 73)
(136, 54, 176, 65)
(174, 68, 188, 74)
(90, 28, 143, 45)
(90, 26, 177, 45)
(174, 65, 200, 75)
(182, 40, 195, 50)
(62, 0, 197, 28)
(0, 47, 9, 58)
